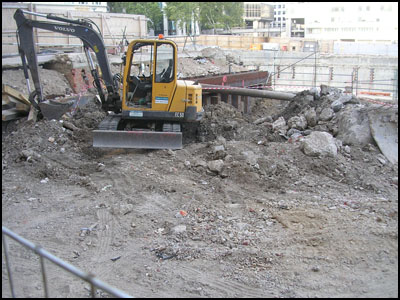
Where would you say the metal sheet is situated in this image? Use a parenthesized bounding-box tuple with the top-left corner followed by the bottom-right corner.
(368, 108, 398, 165)
(92, 130, 183, 149)
(186, 71, 270, 87)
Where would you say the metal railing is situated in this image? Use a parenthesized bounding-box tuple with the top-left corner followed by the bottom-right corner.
(2, 226, 133, 298)
(258, 51, 398, 102)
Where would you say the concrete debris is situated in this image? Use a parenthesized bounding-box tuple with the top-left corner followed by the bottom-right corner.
(336, 107, 374, 146)
(207, 159, 225, 174)
(300, 131, 338, 157)
(287, 115, 308, 130)
(319, 107, 334, 121)
(272, 116, 288, 135)
(304, 107, 318, 127)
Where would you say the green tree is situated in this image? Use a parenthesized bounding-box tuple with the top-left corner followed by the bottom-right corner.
(199, 2, 244, 32)
(219, 2, 244, 30)
(198, 2, 223, 32)
(164, 2, 200, 35)
(108, 2, 163, 32)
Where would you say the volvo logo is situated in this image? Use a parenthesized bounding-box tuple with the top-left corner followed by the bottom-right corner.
(54, 26, 75, 33)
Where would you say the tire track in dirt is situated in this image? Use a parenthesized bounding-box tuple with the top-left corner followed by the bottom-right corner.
(100, 166, 133, 200)
(174, 264, 272, 297)
(90, 208, 114, 280)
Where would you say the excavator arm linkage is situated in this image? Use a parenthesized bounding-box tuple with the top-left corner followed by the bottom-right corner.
(13, 9, 120, 115)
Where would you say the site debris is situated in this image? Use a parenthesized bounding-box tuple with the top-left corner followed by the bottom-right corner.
(2, 47, 398, 298)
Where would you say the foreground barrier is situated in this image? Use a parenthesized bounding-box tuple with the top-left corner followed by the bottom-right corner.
(2, 226, 132, 298)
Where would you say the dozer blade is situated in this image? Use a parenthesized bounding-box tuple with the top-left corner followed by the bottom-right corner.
(92, 130, 183, 149)
(38, 99, 74, 120)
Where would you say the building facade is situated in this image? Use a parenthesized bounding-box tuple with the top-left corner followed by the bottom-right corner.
(243, 2, 274, 30)
(22, 2, 109, 12)
(285, 2, 398, 43)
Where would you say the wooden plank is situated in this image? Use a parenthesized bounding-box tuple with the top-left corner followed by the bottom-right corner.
(2, 84, 31, 106)
(2, 99, 16, 110)
(2, 94, 30, 112)
(2, 108, 24, 121)
(27, 106, 38, 123)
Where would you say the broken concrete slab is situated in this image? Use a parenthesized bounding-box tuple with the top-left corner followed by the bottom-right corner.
(335, 106, 374, 146)
(300, 131, 338, 157)
(368, 106, 398, 165)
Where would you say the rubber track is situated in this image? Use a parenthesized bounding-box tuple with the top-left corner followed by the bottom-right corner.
(97, 115, 121, 131)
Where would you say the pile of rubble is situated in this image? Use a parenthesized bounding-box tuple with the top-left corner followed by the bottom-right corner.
(248, 85, 398, 162)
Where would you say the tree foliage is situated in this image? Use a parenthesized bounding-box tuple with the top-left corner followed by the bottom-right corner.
(163, 2, 200, 35)
(108, 2, 244, 34)
(108, 2, 163, 31)
(199, 2, 244, 31)
(165, 2, 244, 33)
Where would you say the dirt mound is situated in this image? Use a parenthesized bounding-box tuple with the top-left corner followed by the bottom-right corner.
(2, 96, 107, 190)
(2, 67, 71, 97)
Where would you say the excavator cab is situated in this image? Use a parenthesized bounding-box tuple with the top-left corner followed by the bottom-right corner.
(122, 39, 178, 112)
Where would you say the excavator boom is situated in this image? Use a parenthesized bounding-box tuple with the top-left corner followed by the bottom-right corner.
(13, 9, 120, 116)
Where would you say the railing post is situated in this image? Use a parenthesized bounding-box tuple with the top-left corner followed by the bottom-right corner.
(36, 245, 50, 298)
(2, 232, 16, 298)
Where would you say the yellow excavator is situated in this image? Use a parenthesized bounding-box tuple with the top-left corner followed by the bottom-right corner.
(14, 9, 203, 149)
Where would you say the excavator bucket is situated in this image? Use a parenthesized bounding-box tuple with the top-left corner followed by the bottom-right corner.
(38, 99, 74, 120)
(368, 106, 398, 165)
(92, 130, 183, 149)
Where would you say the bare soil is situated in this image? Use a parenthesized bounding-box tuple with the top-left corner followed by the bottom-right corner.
(2, 50, 398, 298)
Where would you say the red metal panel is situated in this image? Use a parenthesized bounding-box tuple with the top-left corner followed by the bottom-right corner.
(186, 71, 271, 88)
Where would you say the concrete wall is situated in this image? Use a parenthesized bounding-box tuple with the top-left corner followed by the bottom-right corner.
(225, 49, 398, 100)
(2, 3, 147, 56)
(334, 42, 398, 56)
(2, 2, 30, 56)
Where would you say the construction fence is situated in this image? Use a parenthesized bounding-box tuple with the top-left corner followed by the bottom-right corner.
(257, 51, 398, 103)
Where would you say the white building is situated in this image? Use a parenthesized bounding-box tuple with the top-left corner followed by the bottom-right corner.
(285, 2, 398, 43)
(269, 2, 291, 36)
(22, 2, 109, 13)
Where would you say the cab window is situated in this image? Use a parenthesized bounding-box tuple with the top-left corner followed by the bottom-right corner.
(155, 43, 174, 83)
